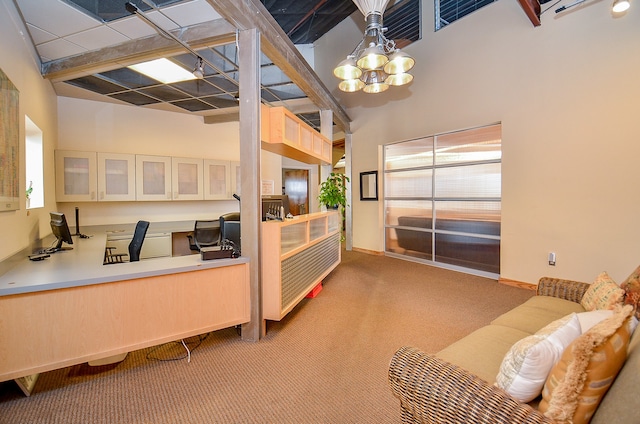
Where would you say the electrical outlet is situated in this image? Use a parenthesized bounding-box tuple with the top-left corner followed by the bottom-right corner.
(548, 252, 556, 266)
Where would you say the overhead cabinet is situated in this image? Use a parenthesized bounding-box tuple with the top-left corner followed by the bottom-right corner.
(56, 150, 234, 202)
(55, 150, 97, 202)
(97, 153, 136, 201)
(261, 105, 332, 165)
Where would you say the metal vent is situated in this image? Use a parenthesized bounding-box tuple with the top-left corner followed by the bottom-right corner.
(281, 233, 340, 310)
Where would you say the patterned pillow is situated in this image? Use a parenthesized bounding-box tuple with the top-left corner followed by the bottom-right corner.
(495, 313, 581, 402)
(620, 265, 640, 318)
(580, 272, 625, 311)
(538, 305, 634, 424)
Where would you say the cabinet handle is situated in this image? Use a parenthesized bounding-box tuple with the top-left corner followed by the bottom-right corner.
(99, 192, 104, 200)
(168, 193, 173, 200)
(91, 191, 96, 200)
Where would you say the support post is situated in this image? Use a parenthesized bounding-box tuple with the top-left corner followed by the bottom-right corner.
(238, 27, 265, 341)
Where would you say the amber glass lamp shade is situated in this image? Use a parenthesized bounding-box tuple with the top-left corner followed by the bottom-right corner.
(334, 56, 362, 80)
(356, 43, 388, 71)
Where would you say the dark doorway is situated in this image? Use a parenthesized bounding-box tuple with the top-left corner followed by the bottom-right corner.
(283, 169, 309, 216)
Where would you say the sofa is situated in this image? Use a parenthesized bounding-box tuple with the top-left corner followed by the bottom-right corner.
(388, 275, 639, 424)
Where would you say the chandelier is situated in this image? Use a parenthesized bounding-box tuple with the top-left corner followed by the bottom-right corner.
(333, 0, 415, 94)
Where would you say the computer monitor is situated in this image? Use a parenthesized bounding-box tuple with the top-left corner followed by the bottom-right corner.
(220, 220, 241, 256)
(48, 212, 74, 253)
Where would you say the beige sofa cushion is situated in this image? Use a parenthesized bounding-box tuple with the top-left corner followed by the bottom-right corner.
(436, 324, 530, 384)
(491, 296, 586, 334)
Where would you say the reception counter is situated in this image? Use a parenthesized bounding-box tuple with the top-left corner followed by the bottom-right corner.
(262, 211, 341, 321)
(0, 225, 250, 383)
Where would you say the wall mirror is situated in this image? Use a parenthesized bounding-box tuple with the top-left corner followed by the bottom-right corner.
(360, 171, 378, 201)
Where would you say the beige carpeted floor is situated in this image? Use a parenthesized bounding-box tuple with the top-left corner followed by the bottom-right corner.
(0, 250, 534, 423)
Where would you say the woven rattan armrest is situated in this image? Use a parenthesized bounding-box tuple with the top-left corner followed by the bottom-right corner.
(536, 277, 590, 303)
(388, 346, 554, 424)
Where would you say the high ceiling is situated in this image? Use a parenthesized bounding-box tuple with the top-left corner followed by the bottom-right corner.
(13, 0, 357, 129)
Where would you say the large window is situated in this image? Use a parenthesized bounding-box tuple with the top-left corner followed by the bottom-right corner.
(436, 0, 497, 30)
(384, 124, 501, 277)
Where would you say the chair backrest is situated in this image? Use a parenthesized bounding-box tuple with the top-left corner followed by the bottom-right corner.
(193, 220, 220, 250)
(128, 220, 149, 262)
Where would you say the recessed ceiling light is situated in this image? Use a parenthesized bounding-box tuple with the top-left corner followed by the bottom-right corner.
(128, 58, 196, 84)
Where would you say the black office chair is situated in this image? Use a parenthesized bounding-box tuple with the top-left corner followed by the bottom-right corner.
(105, 220, 149, 263)
(186, 220, 220, 251)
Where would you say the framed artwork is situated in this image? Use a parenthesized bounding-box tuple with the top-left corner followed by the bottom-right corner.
(360, 171, 378, 201)
(0, 68, 19, 211)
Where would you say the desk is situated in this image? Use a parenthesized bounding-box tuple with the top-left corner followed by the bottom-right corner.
(0, 228, 250, 382)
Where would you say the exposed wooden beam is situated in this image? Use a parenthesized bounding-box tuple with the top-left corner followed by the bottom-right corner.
(42, 19, 235, 82)
(205, 0, 351, 133)
(518, 0, 541, 26)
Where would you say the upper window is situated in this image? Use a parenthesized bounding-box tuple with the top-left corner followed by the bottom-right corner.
(386, 0, 422, 48)
(436, 0, 497, 30)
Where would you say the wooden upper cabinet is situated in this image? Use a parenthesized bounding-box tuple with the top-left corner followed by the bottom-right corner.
(261, 105, 332, 165)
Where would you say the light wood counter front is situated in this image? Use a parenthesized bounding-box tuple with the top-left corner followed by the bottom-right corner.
(262, 211, 341, 321)
(0, 228, 250, 382)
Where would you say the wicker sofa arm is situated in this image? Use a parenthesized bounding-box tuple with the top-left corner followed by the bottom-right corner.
(388, 346, 554, 424)
(536, 277, 591, 303)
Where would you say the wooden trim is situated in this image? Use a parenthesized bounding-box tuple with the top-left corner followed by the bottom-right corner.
(352, 247, 384, 256)
(499, 277, 537, 291)
(517, 0, 541, 26)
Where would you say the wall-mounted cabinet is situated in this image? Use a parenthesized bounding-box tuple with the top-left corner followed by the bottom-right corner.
(230, 161, 241, 198)
(262, 211, 341, 321)
(204, 159, 230, 200)
(172, 157, 204, 201)
(55, 150, 97, 202)
(135, 155, 172, 201)
(56, 150, 237, 203)
(261, 105, 332, 165)
(97, 152, 136, 201)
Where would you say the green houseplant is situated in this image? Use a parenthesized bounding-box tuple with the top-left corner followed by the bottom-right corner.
(318, 172, 349, 210)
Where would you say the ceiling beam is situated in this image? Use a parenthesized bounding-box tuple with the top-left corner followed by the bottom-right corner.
(205, 0, 351, 133)
(42, 19, 236, 82)
(518, 0, 541, 26)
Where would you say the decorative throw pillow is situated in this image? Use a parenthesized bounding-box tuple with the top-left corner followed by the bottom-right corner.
(580, 272, 625, 311)
(538, 304, 634, 424)
(576, 310, 613, 333)
(495, 313, 581, 402)
(620, 265, 640, 319)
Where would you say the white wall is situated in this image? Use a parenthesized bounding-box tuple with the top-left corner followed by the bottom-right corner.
(0, 1, 59, 261)
(314, 0, 640, 284)
(56, 97, 241, 225)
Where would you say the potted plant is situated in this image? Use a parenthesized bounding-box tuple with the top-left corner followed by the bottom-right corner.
(318, 172, 349, 211)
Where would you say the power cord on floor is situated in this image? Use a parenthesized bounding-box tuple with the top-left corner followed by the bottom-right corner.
(145, 333, 209, 362)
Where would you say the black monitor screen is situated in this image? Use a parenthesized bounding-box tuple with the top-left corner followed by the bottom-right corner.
(49, 212, 74, 252)
(221, 221, 241, 254)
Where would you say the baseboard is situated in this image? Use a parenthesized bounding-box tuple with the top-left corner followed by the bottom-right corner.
(499, 278, 537, 291)
(351, 247, 384, 256)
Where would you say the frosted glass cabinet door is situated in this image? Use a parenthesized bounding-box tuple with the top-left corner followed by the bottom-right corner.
(230, 161, 241, 198)
(135, 155, 172, 201)
(55, 150, 97, 202)
(97, 153, 136, 201)
(204, 159, 230, 200)
(171, 157, 203, 201)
